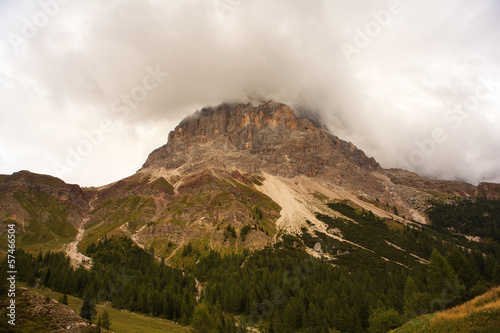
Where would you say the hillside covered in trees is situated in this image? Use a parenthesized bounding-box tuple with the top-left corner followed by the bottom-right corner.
(1, 198, 500, 332)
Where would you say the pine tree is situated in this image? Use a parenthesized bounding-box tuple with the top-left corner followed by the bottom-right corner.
(36, 250, 43, 263)
(404, 276, 418, 303)
(191, 302, 216, 333)
(59, 293, 68, 306)
(492, 263, 500, 285)
(80, 295, 97, 322)
(404, 291, 433, 318)
(97, 310, 111, 330)
(368, 307, 404, 333)
(42, 267, 51, 286)
(271, 309, 285, 333)
(426, 248, 464, 311)
(427, 248, 461, 295)
(25, 268, 36, 287)
(447, 248, 479, 292)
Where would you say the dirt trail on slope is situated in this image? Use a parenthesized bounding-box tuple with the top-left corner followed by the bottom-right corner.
(65, 198, 96, 268)
(66, 224, 92, 268)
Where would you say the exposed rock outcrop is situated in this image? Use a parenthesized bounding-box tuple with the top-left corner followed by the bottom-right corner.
(142, 101, 379, 178)
(0, 288, 99, 332)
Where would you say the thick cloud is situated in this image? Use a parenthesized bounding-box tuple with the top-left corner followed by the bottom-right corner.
(1, 0, 499, 186)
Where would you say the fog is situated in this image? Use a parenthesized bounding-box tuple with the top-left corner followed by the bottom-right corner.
(1, 0, 500, 186)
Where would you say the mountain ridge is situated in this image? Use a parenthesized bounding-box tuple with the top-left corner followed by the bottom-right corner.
(142, 100, 380, 177)
(1, 100, 499, 261)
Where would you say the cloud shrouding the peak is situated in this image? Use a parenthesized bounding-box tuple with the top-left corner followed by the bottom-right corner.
(1, 0, 500, 186)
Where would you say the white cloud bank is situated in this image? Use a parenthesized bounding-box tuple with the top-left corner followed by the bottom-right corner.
(1, 0, 499, 186)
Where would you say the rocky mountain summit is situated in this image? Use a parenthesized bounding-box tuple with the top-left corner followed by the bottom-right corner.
(143, 100, 379, 180)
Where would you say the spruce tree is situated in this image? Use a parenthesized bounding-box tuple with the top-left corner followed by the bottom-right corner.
(80, 295, 97, 322)
(427, 248, 460, 295)
(426, 248, 464, 310)
(404, 276, 418, 303)
(59, 293, 68, 306)
(191, 302, 215, 333)
(98, 310, 111, 330)
(368, 307, 404, 333)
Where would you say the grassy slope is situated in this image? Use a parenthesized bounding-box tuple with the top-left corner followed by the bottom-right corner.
(0, 190, 79, 255)
(392, 286, 500, 333)
(77, 196, 156, 253)
(20, 284, 190, 333)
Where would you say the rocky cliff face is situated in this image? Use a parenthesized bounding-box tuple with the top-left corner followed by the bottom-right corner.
(142, 101, 379, 179)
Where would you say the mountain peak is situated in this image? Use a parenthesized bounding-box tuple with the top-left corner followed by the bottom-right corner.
(141, 101, 379, 181)
(171, 101, 319, 142)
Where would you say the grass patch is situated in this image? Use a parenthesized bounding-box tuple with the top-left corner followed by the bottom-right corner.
(150, 177, 174, 195)
(384, 218, 405, 232)
(78, 196, 156, 253)
(425, 190, 457, 200)
(146, 238, 177, 258)
(9, 190, 79, 252)
(170, 236, 214, 266)
(78, 220, 127, 253)
(311, 191, 330, 202)
(392, 286, 500, 333)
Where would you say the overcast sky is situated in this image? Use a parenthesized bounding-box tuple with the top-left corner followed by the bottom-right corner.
(1, 0, 500, 187)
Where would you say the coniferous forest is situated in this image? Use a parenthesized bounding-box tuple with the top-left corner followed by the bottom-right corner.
(427, 198, 500, 242)
(2, 199, 500, 332)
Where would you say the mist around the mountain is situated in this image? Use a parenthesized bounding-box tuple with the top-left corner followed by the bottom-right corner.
(1, 0, 500, 186)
